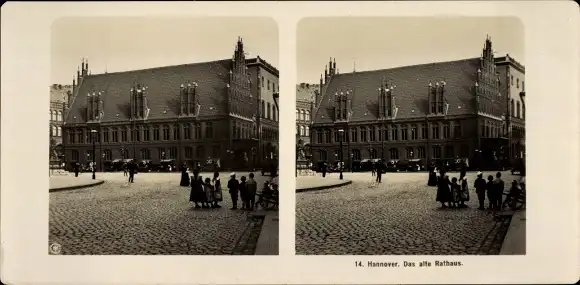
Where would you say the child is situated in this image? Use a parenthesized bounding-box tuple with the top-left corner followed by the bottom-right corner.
(204, 177, 215, 208)
(450, 177, 461, 208)
(239, 176, 248, 210)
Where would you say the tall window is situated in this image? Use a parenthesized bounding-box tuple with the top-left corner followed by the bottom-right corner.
(173, 124, 179, 140)
(103, 129, 109, 143)
(418, 147, 426, 159)
(306, 111, 311, 121)
(432, 146, 441, 159)
(516, 102, 521, 118)
(443, 124, 450, 139)
(352, 149, 361, 160)
(273, 108, 277, 121)
(318, 150, 327, 161)
(316, 130, 323, 143)
(350, 128, 358, 143)
(205, 122, 213, 138)
(300, 126, 305, 136)
(140, 148, 150, 160)
(453, 123, 461, 138)
(71, 150, 79, 161)
(360, 127, 367, 142)
(324, 130, 331, 143)
(369, 148, 377, 159)
(431, 124, 440, 139)
(194, 123, 202, 139)
(510, 99, 515, 116)
(120, 128, 127, 142)
(158, 147, 165, 159)
(112, 129, 118, 142)
(296, 109, 299, 120)
(153, 126, 159, 141)
(169, 147, 177, 159)
(389, 148, 399, 160)
(421, 125, 428, 139)
(305, 126, 310, 137)
(143, 127, 150, 141)
(369, 126, 376, 141)
(391, 126, 398, 141)
(401, 125, 408, 140)
(184, 147, 193, 159)
(162, 125, 170, 140)
(267, 103, 271, 120)
(411, 125, 418, 140)
(183, 124, 191, 140)
(334, 129, 340, 142)
(406, 147, 414, 159)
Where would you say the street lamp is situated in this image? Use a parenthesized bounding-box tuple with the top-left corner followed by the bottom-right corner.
(338, 129, 344, 180)
(91, 129, 97, 179)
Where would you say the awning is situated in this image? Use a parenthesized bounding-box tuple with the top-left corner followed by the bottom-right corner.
(360, 159, 370, 163)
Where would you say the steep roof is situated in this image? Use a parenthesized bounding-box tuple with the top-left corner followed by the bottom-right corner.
(296, 83, 318, 102)
(313, 58, 481, 124)
(65, 59, 231, 125)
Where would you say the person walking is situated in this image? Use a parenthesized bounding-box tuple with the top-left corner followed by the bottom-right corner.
(212, 172, 223, 208)
(474, 172, 487, 210)
(322, 163, 327, 178)
(493, 172, 505, 209)
(227, 173, 240, 210)
(128, 161, 136, 183)
(371, 162, 376, 177)
(486, 175, 495, 209)
(123, 163, 128, 177)
(246, 173, 258, 210)
(376, 161, 383, 183)
(74, 162, 79, 177)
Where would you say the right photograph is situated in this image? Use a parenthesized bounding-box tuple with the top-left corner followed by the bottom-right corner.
(295, 17, 526, 255)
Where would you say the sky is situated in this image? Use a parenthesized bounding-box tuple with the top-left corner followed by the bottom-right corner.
(51, 17, 278, 84)
(297, 17, 524, 83)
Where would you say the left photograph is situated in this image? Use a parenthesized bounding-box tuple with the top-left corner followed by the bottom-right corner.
(49, 17, 279, 255)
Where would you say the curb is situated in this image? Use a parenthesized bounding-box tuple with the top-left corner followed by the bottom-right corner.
(296, 180, 352, 193)
(49, 180, 105, 192)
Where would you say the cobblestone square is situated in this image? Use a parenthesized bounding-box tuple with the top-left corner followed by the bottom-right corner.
(49, 172, 275, 255)
(296, 171, 519, 255)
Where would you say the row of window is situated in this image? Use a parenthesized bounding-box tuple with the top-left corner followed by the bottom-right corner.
(297, 125, 310, 137)
(67, 123, 213, 144)
(481, 121, 505, 138)
(296, 109, 311, 121)
(510, 75, 524, 91)
(261, 76, 277, 93)
(71, 145, 222, 161)
(314, 123, 463, 144)
(260, 100, 277, 121)
(50, 125, 62, 137)
(317, 145, 469, 161)
(49, 110, 64, 122)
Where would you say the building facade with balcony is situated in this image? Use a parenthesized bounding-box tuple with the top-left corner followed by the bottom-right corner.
(62, 37, 278, 171)
(310, 37, 523, 169)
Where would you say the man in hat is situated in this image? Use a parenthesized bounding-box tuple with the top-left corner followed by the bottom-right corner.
(473, 171, 487, 210)
(227, 172, 240, 210)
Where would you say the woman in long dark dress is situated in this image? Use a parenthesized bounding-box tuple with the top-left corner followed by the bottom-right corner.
(179, 164, 190, 187)
(436, 172, 452, 208)
(427, 166, 437, 186)
(189, 170, 205, 208)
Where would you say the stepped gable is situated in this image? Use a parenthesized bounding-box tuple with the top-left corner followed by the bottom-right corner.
(296, 83, 318, 102)
(65, 59, 231, 125)
(314, 58, 480, 124)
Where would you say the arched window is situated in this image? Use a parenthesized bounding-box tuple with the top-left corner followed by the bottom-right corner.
(296, 109, 300, 120)
(301, 110, 306, 121)
(51, 125, 57, 137)
(510, 99, 515, 117)
(305, 126, 310, 137)
(306, 111, 311, 121)
(516, 101, 521, 118)
(57, 126, 61, 137)
(57, 111, 62, 121)
(162, 125, 170, 140)
(300, 125, 305, 136)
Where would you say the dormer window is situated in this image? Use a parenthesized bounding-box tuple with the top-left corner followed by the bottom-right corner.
(130, 84, 149, 120)
(378, 83, 396, 119)
(180, 82, 198, 116)
(333, 90, 349, 121)
(86, 91, 104, 122)
(428, 81, 447, 115)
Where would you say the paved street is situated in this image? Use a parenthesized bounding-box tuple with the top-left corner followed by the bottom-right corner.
(49, 172, 275, 255)
(296, 171, 520, 255)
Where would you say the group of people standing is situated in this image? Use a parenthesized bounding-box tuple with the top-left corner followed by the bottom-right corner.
(181, 165, 268, 211)
(432, 169, 471, 209)
(429, 167, 524, 210)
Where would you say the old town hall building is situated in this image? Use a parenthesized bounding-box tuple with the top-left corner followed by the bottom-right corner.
(309, 37, 525, 169)
(62, 37, 279, 170)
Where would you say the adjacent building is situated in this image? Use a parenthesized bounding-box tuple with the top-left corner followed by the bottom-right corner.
(62, 37, 278, 170)
(296, 83, 318, 147)
(50, 84, 71, 161)
(495, 54, 526, 159)
(309, 37, 525, 169)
